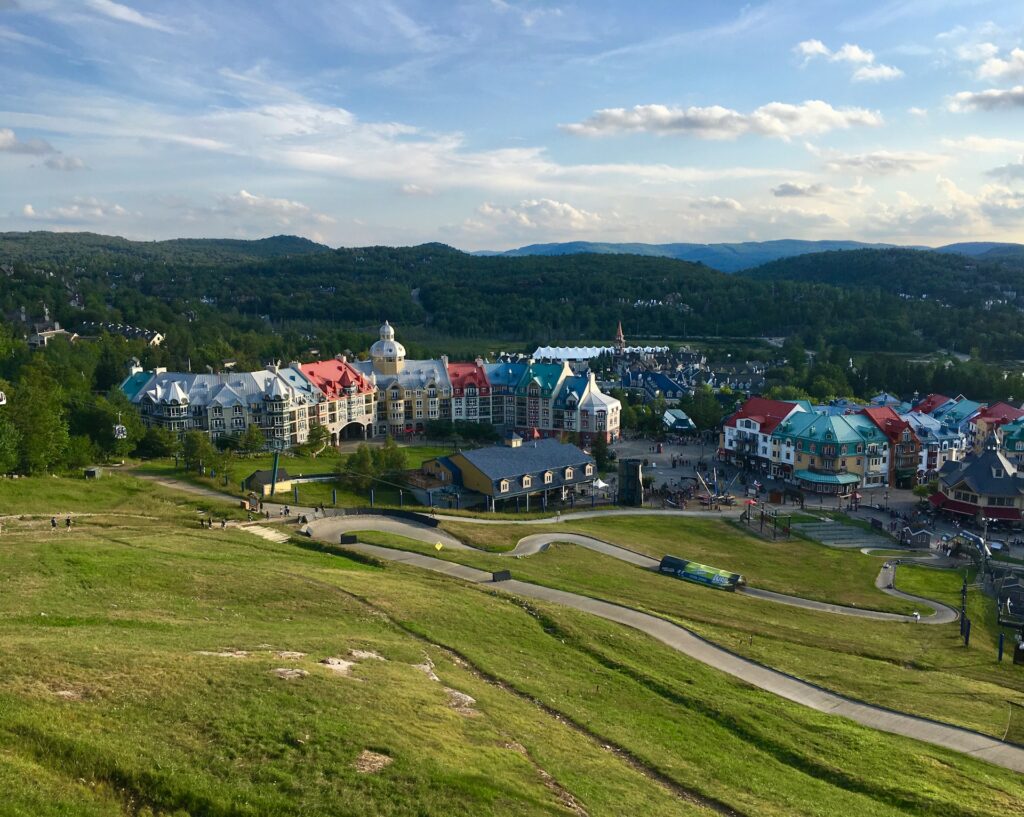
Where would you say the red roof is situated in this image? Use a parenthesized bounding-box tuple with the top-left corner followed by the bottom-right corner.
(447, 361, 491, 396)
(724, 398, 799, 434)
(300, 359, 374, 399)
(912, 393, 950, 414)
(976, 402, 1024, 426)
(859, 406, 917, 445)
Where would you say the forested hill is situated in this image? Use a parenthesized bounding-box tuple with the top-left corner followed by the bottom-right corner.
(476, 239, 899, 272)
(742, 247, 1024, 309)
(0, 231, 331, 265)
(7, 233, 1024, 366)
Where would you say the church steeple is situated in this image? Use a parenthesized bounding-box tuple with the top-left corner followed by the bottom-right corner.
(615, 321, 625, 354)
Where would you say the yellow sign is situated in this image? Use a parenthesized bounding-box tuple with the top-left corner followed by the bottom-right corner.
(435, 542, 443, 551)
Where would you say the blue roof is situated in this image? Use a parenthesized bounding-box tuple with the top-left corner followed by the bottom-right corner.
(457, 438, 594, 482)
(554, 375, 588, 409)
(483, 362, 526, 389)
(120, 370, 153, 401)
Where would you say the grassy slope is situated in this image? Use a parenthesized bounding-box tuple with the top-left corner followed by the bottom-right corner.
(0, 475, 1022, 815)
(358, 521, 1024, 742)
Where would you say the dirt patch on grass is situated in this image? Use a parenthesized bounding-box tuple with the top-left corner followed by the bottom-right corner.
(413, 655, 440, 682)
(271, 667, 308, 680)
(319, 657, 355, 676)
(275, 651, 307, 660)
(196, 650, 249, 658)
(354, 749, 393, 774)
(350, 649, 385, 661)
(444, 687, 479, 716)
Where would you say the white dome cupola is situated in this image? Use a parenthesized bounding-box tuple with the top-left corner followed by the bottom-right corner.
(370, 320, 406, 374)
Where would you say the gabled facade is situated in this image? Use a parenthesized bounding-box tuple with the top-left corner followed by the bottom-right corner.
(719, 397, 809, 474)
(448, 359, 492, 425)
(860, 406, 921, 488)
(972, 402, 1024, 453)
(299, 357, 376, 443)
(930, 435, 1024, 527)
(773, 412, 888, 494)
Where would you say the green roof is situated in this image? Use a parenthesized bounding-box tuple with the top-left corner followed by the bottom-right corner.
(515, 362, 565, 396)
(794, 470, 860, 485)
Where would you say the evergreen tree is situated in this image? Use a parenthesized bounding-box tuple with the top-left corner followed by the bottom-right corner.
(9, 359, 69, 474)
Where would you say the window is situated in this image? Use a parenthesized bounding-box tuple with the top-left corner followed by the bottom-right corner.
(544, 471, 553, 484)
(584, 464, 594, 476)
(565, 467, 574, 480)
(522, 475, 532, 489)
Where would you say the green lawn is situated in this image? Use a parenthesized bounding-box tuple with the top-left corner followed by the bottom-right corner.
(356, 521, 1024, 743)
(1, 475, 1022, 815)
(135, 444, 452, 508)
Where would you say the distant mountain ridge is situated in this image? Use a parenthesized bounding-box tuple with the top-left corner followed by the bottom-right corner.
(476, 239, 1024, 272)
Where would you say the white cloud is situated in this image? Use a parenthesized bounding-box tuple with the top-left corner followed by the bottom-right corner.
(987, 157, 1024, 181)
(562, 100, 881, 140)
(821, 149, 946, 175)
(43, 154, 86, 171)
(469, 198, 603, 234)
(0, 127, 57, 155)
(22, 196, 128, 222)
(948, 86, 1024, 112)
(215, 190, 334, 227)
(907, 106, 928, 117)
(955, 41, 999, 62)
(691, 196, 743, 210)
(978, 48, 1024, 81)
(85, 0, 174, 33)
(853, 64, 904, 82)
(773, 181, 829, 197)
(399, 183, 435, 196)
(794, 39, 902, 82)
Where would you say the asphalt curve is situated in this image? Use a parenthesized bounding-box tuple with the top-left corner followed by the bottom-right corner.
(306, 515, 1022, 773)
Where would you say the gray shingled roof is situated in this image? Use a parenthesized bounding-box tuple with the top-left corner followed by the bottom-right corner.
(939, 445, 1024, 497)
(459, 439, 594, 481)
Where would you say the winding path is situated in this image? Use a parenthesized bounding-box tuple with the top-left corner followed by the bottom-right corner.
(307, 517, 1023, 774)
(314, 515, 959, 624)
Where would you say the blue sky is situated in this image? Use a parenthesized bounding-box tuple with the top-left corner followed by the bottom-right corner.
(2, 0, 1024, 249)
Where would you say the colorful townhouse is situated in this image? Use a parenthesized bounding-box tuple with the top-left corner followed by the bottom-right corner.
(350, 321, 453, 437)
(126, 363, 323, 450)
(860, 406, 922, 488)
(719, 397, 810, 474)
(930, 435, 1024, 528)
(448, 359, 493, 426)
(772, 411, 889, 494)
(998, 418, 1024, 467)
(298, 357, 377, 443)
(901, 411, 967, 478)
(971, 402, 1024, 453)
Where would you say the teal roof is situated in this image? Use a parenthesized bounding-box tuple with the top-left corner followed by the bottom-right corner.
(794, 470, 860, 485)
(515, 362, 565, 396)
(844, 413, 887, 442)
(935, 399, 983, 424)
(120, 370, 153, 401)
(775, 411, 863, 444)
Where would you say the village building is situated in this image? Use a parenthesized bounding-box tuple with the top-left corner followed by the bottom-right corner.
(930, 435, 1024, 528)
(299, 357, 376, 443)
(859, 406, 922, 488)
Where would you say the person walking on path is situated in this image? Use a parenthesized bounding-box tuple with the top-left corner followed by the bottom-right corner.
(65, 516, 72, 533)
(50, 516, 57, 533)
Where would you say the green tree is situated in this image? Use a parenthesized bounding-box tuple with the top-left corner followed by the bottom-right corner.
(373, 436, 407, 475)
(181, 431, 215, 473)
(136, 426, 179, 459)
(9, 360, 69, 474)
(240, 424, 266, 455)
(590, 432, 611, 471)
(0, 410, 21, 473)
(306, 423, 330, 454)
(340, 443, 375, 490)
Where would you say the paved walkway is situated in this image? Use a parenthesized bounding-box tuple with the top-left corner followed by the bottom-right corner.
(324, 535, 1024, 774)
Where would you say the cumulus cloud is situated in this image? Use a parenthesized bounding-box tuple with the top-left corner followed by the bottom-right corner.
(690, 196, 743, 210)
(399, 183, 434, 196)
(794, 39, 902, 82)
(215, 190, 334, 226)
(562, 100, 881, 140)
(773, 182, 829, 197)
(907, 107, 928, 117)
(821, 149, 946, 175)
(948, 86, 1024, 112)
(0, 127, 57, 155)
(470, 198, 603, 233)
(85, 0, 174, 33)
(955, 41, 1000, 62)
(987, 157, 1024, 181)
(978, 48, 1024, 81)
(22, 196, 128, 222)
(43, 155, 86, 171)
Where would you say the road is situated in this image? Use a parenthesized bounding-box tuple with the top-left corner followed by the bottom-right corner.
(311, 527, 1024, 774)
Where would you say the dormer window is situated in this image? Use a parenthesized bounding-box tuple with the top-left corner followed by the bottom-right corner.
(993, 468, 1004, 478)
(499, 480, 509, 493)
(522, 475, 532, 489)
(544, 471, 553, 485)
(565, 467, 574, 480)
(585, 464, 594, 476)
